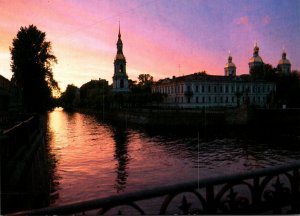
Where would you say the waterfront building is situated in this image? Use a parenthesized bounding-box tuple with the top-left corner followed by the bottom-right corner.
(152, 47, 277, 108)
(152, 73, 276, 108)
(277, 51, 291, 75)
(112, 24, 129, 93)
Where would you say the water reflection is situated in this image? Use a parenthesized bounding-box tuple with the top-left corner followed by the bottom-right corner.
(45, 113, 61, 204)
(46, 108, 300, 207)
(112, 127, 129, 192)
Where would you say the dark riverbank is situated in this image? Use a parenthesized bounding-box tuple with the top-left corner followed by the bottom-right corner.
(75, 107, 300, 126)
(1, 115, 53, 214)
(73, 107, 300, 143)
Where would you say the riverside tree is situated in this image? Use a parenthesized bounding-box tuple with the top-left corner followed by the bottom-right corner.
(10, 25, 59, 112)
(60, 84, 79, 110)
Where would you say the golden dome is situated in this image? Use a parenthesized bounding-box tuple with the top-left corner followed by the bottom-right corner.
(249, 56, 263, 63)
(115, 53, 125, 61)
(278, 52, 291, 65)
(225, 62, 236, 68)
(249, 43, 263, 63)
(225, 55, 236, 68)
(278, 59, 290, 65)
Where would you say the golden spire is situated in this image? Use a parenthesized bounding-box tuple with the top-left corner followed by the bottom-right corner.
(118, 21, 121, 38)
(228, 50, 232, 62)
(253, 41, 259, 56)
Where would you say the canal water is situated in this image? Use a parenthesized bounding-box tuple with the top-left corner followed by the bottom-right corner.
(47, 108, 300, 206)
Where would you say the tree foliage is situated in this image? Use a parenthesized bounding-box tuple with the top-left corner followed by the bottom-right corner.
(250, 64, 276, 81)
(127, 74, 164, 108)
(249, 63, 300, 107)
(276, 71, 300, 107)
(138, 74, 153, 85)
(137, 74, 154, 92)
(10, 25, 59, 112)
(79, 79, 110, 109)
(60, 84, 79, 110)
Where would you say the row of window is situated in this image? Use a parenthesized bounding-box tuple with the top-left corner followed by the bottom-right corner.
(171, 95, 266, 104)
(154, 83, 273, 95)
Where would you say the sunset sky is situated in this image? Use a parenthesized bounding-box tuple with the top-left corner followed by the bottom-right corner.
(0, 0, 300, 91)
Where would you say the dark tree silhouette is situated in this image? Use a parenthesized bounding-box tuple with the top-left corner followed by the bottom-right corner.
(79, 79, 109, 109)
(276, 71, 300, 107)
(138, 74, 153, 84)
(10, 25, 59, 112)
(60, 84, 78, 110)
(250, 64, 276, 81)
(126, 74, 164, 108)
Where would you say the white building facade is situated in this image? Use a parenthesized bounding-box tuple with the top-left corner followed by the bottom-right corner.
(152, 74, 276, 108)
(152, 46, 278, 108)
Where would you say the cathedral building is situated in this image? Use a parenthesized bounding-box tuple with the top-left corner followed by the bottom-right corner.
(277, 51, 291, 75)
(112, 24, 129, 93)
(248, 43, 264, 72)
(152, 44, 280, 108)
(224, 54, 236, 77)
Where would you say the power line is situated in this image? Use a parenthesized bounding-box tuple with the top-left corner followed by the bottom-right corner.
(57, 0, 157, 40)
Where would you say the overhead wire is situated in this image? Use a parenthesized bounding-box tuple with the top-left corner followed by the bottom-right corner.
(56, 0, 157, 40)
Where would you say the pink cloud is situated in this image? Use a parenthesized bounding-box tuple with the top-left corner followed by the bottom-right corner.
(262, 16, 272, 25)
(234, 16, 249, 25)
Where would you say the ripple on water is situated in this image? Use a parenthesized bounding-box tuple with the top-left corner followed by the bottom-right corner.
(47, 109, 300, 206)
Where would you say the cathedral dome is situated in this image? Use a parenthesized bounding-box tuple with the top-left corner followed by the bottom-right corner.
(249, 44, 263, 63)
(278, 52, 291, 65)
(278, 59, 291, 65)
(224, 54, 236, 76)
(225, 56, 236, 68)
(225, 62, 236, 67)
(249, 56, 263, 63)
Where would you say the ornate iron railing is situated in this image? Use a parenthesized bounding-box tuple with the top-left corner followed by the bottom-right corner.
(9, 162, 300, 215)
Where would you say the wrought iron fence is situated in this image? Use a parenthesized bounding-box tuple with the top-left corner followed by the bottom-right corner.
(8, 161, 300, 215)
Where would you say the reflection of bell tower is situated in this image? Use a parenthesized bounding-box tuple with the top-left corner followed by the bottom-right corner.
(112, 23, 129, 92)
(113, 127, 129, 193)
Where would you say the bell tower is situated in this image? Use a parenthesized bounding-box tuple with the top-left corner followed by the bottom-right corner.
(112, 23, 129, 92)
